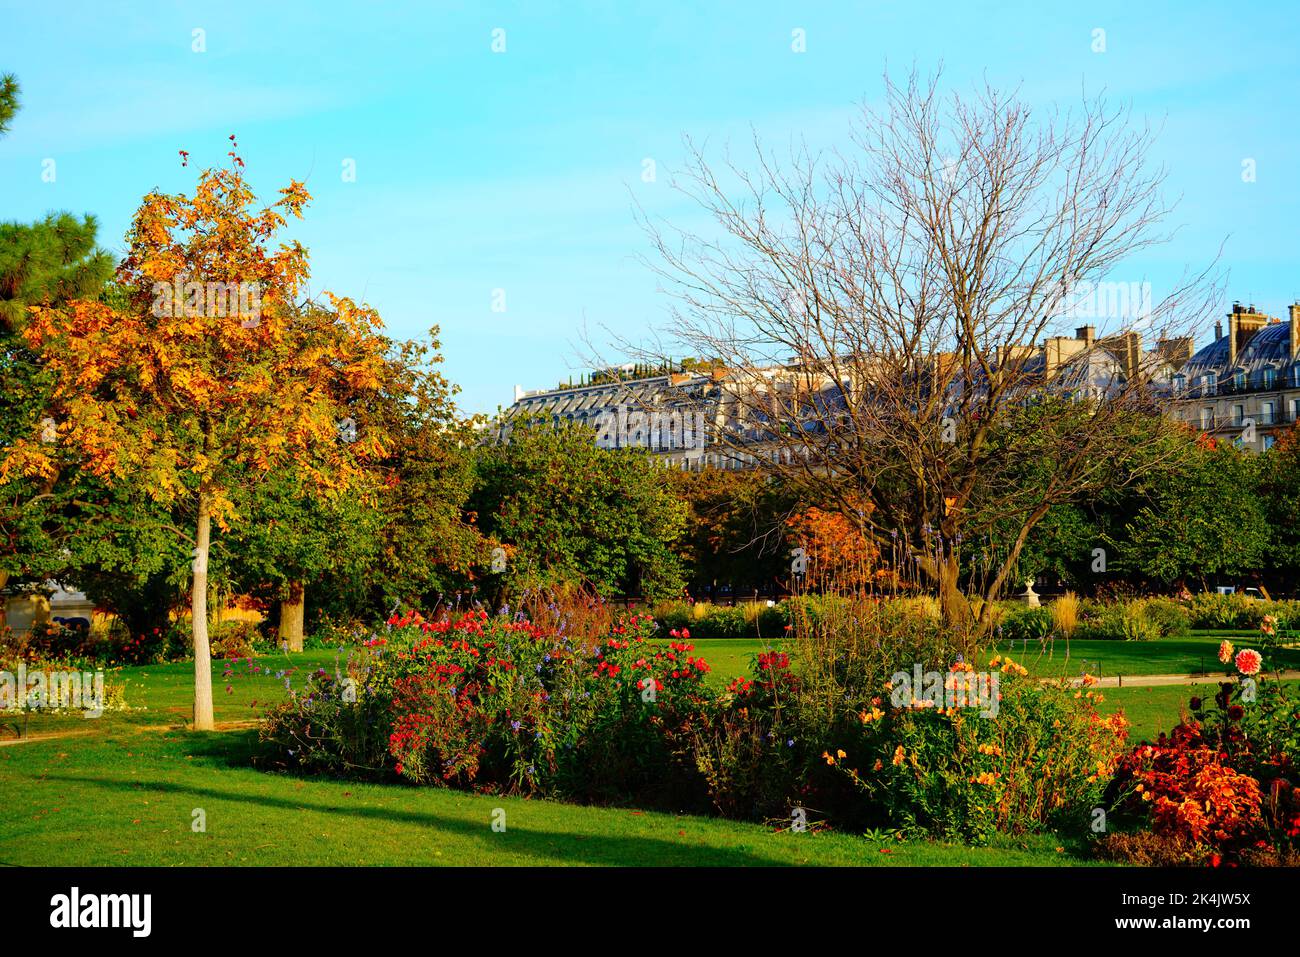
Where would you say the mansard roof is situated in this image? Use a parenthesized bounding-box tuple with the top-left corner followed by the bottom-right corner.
(1182, 323, 1297, 382)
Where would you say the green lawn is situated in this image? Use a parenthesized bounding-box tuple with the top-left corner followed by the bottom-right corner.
(984, 635, 1299, 679)
(0, 728, 1093, 866)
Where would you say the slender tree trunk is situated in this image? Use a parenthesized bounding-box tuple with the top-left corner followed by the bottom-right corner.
(978, 502, 1053, 633)
(279, 580, 306, 652)
(191, 495, 215, 731)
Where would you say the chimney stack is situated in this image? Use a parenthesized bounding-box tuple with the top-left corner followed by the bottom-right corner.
(1075, 325, 1096, 346)
(1214, 321, 1223, 341)
(1290, 303, 1300, 361)
(1227, 304, 1268, 366)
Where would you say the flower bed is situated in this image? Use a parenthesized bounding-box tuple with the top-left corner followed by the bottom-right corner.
(259, 605, 1131, 847)
(1101, 631, 1300, 866)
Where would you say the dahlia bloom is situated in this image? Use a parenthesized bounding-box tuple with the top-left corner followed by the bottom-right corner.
(1234, 648, 1262, 677)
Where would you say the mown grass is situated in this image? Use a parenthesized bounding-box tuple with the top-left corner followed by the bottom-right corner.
(985, 635, 1299, 678)
(0, 728, 1099, 866)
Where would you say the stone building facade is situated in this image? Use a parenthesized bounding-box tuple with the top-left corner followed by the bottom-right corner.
(1167, 302, 1300, 451)
(504, 301, 1300, 465)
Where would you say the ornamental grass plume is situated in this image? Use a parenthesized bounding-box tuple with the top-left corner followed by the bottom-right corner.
(1051, 592, 1080, 641)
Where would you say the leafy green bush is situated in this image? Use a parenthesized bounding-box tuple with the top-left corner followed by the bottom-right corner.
(305, 615, 369, 650)
(209, 620, 263, 659)
(21, 620, 100, 661)
(652, 600, 787, 640)
(1142, 597, 1190, 637)
(259, 608, 713, 809)
(259, 599, 1136, 847)
(1000, 606, 1053, 644)
(1185, 593, 1261, 630)
(1079, 599, 1168, 641)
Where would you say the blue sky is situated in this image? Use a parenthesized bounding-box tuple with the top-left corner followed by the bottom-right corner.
(1, 0, 1297, 414)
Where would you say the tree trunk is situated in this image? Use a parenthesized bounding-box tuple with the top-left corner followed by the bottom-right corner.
(279, 580, 306, 652)
(937, 552, 967, 628)
(0, 568, 8, 632)
(191, 496, 215, 731)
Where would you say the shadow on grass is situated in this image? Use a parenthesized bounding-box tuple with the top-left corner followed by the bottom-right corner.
(40, 766, 806, 867)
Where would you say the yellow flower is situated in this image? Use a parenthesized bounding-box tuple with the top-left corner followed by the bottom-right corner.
(836, 749, 847, 759)
(891, 745, 906, 766)
(822, 750, 836, 766)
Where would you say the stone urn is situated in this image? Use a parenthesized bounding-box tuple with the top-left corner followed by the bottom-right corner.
(1019, 578, 1041, 608)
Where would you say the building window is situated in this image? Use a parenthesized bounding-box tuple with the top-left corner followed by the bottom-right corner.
(1261, 368, 1276, 390)
(1172, 373, 1186, 392)
(1202, 372, 1218, 396)
(1200, 407, 1215, 429)
(1233, 372, 1247, 392)
(1232, 404, 1246, 427)
(1261, 401, 1276, 425)
(1264, 434, 1277, 451)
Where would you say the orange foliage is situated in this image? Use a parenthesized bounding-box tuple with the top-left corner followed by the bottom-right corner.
(2, 137, 391, 526)
(785, 503, 880, 592)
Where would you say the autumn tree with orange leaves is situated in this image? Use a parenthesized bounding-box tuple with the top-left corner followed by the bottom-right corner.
(1, 139, 390, 729)
(786, 502, 882, 594)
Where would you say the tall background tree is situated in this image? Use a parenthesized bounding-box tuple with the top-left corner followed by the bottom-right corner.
(474, 420, 688, 602)
(669, 468, 792, 598)
(1110, 436, 1267, 590)
(630, 68, 1218, 629)
(1258, 425, 1300, 593)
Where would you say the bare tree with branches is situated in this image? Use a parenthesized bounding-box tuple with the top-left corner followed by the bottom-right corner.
(615, 69, 1220, 631)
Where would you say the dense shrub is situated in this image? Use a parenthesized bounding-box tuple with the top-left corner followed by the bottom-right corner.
(209, 620, 263, 659)
(257, 598, 1140, 848)
(690, 650, 804, 820)
(652, 600, 785, 640)
(303, 616, 370, 650)
(1141, 597, 1190, 638)
(110, 620, 192, 664)
(22, 620, 99, 660)
(1184, 593, 1259, 630)
(1078, 599, 1178, 641)
(999, 606, 1053, 644)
